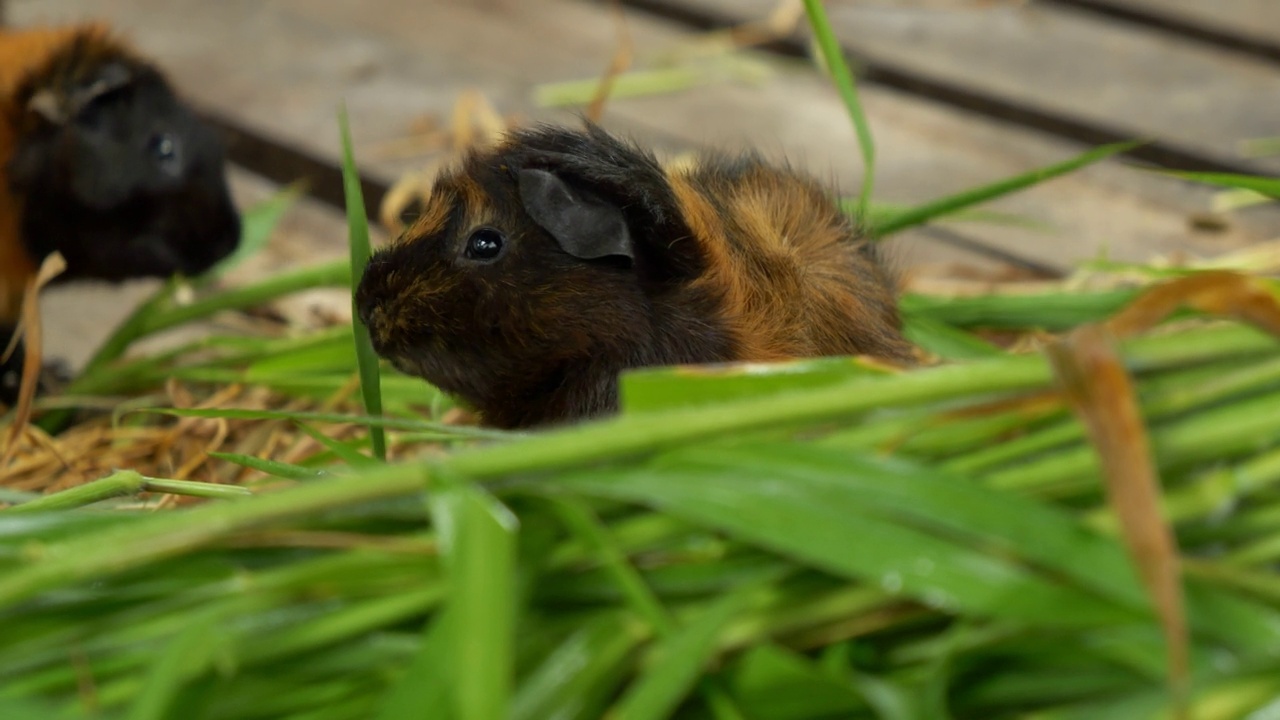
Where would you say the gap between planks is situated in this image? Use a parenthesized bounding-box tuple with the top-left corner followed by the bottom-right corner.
(10, 0, 1279, 278)
(621, 0, 1280, 177)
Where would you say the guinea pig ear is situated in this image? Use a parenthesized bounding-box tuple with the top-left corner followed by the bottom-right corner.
(517, 168, 633, 263)
(26, 61, 133, 125)
(67, 61, 134, 116)
(27, 89, 68, 125)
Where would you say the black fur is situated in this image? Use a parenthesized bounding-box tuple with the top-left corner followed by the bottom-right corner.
(0, 32, 241, 410)
(356, 123, 735, 428)
(357, 122, 912, 429)
(9, 48, 241, 281)
(499, 122, 708, 283)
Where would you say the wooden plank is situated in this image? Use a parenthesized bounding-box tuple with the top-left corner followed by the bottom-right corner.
(11, 0, 1280, 277)
(1095, 0, 1280, 46)
(258, 0, 1280, 273)
(4, 0, 998, 281)
(666, 0, 1280, 174)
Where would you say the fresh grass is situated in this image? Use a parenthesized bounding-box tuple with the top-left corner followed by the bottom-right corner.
(338, 104, 388, 461)
(4, 301, 1280, 717)
(868, 140, 1144, 238)
(3, 8, 1280, 720)
(1162, 170, 1280, 200)
(803, 0, 875, 220)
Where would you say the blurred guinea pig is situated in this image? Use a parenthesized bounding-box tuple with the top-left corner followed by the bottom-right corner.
(0, 23, 241, 405)
(356, 122, 914, 429)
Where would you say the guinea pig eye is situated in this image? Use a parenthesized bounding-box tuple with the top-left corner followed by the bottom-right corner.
(149, 133, 175, 158)
(464, 228, 506, 262)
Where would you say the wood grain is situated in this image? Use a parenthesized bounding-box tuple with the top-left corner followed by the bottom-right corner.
(10, 0, 1280, 274)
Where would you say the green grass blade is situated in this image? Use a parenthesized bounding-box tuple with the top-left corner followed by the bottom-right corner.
(6, 327, 1266, 610)
(36, 278, 179, 432)
(511, 613, 644, 720)
(376, 615, 455, 720)
(535, 67, 705, 107)
(124, 611, 219, 720)
(674, 444, 1149, 611)
(206, 452, 332, 480)
(873, 140, 1143, 237)
(3, 472, 250, 513)
(244, 589, 444, 665)
(80, 178, 302, 382)
(337, 103, 387, 461)
(803, 0, 875, 218)
(4, 471, 147, 513)
(77, 281, 179, 378)
(136, 479, 254, 500)
(243, 339, 362, 377)
(203, 181, 307, 283)
(294, 422, 381, 468)
(901, 289, 1141, 330)
(863, 202, 1049, 231)
(1161, 170, 1280, 199)
(547, 456, 1136, 628)
(139, 407, 515, 439)
(902, 316, 1004, 360)
(620, 356, 893, 414)
(727, 644, 868, 718)
(429, 478, 518, 720)
(0, 697, 66, 720)
(547, 497, 675, 635)
(611, 590, 752, 720)
(136, 261, 350, 337)
(63, 202, 331, 402)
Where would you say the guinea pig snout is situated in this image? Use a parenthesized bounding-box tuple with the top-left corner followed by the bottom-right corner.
(179, 206, 242, 276)
(355, 257, 431, 352)
(355, 262, 395, 342)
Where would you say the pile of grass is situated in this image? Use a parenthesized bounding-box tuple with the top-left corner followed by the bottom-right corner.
(5, 266, 1280, 720)
(3, 2, 1280, 718)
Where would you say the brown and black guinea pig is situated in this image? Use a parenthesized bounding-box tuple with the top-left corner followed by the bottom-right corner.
(0, 23, 241, 406)
(356, 122, 915, 429)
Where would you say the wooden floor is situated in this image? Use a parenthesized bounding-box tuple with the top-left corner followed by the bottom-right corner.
(10, 0, 1280, 367)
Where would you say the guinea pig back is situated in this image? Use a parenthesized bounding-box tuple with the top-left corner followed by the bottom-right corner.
(356, 122, 913, 429)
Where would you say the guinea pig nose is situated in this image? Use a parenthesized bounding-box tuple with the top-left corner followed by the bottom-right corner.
(355, 297, 373, 327)
(359, 257, 391, 288)
(355, 294, 381, 333)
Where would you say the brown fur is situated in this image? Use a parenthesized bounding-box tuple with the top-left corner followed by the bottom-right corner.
(669, 165, 909, 363)
(357, 123, 913, 429)
(0, 24, 126, 319)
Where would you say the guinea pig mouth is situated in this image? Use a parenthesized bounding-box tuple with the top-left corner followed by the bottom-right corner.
(176, 245, 233, 277)
(53, 239, 160, 282)
(136, 239, 196, 278)
(177, 211, 242, 277)
(356, 298, 437, 360)
(388, 353, 429, 381)
(386, 350, 480, 401)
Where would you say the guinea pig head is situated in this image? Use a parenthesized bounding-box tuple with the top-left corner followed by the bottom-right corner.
(356, 153, 655, 427)
(7, 43, 241, 282)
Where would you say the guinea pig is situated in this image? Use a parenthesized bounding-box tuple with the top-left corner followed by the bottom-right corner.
(0, 23, 241, 407)
(355, 122, 914, 429)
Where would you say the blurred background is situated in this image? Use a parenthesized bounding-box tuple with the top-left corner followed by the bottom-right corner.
(9, 0, 1280, 368)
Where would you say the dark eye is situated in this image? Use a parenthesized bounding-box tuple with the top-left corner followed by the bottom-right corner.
(149, 133, 177, 161)
(464, 228, 506, 262)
